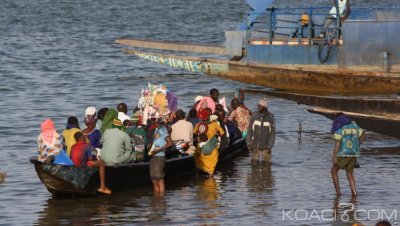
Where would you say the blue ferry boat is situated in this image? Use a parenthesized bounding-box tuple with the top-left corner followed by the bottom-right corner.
(117, 0, 400, 95)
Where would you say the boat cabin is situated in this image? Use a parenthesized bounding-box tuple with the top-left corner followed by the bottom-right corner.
(226, 4, 400, 73)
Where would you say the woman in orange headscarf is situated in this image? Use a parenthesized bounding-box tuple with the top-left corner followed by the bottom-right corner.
(37, 119, 64, 163)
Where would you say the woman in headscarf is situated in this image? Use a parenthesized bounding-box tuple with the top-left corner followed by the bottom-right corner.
(38, 119, 64, 163)
(82, 114, 102, 149)
(100, 108, 118, 134)
(62, 116, 81, 156)
(196, 96, 216, 113)
(193, 108, 225, 177)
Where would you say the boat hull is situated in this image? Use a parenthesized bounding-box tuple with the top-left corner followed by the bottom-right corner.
(126, 49, 400, 95)
(308, 108, 400, 138)
(244, 89, 400, 118)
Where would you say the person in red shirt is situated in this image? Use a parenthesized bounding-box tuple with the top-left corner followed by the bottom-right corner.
(70, 132, 111, 195)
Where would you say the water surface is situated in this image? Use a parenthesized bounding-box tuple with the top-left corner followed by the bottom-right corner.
(1, 0, 399, 225)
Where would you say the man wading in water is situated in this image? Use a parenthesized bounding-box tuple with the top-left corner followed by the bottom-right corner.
(246, 98, 275, 163)
(331, 113, 365, 196)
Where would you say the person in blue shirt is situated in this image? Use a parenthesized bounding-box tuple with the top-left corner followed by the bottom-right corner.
(148, 113, 172, 193)
(331, 113, 365, 196)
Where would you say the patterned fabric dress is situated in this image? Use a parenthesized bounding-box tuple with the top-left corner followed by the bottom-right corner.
(37, 132, 64, 162)
(228, 106, 250, 133)
(194, 121, 224, 174)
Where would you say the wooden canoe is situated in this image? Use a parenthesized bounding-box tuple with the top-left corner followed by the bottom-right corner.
(308, 107, 400, 138)
(244, 88, 400, 118)
(31, 138, 247, 197)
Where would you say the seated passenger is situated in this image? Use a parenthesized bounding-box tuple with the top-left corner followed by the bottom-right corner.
(82, 114, 102, 149)
(85, 106, 96, 120)
(228, 98, 250, 137)
(125, 114, 147, 162)
(71, 132, 111, 195)
(117, 103, 131, 123)
(100, 108, 118, 134)
(193, 96, 203, 109)
(217, 109, 242, 145)
(37, 119, 64, 163)
(62, 116, 81, 156)
(188, 108, 200, 128)
(171, 109, 196, 155)
(209, 88, 220, 106)
(214, 111, 229, 150)
(96, 107, 109, 130)
(100, 119, 135, 165)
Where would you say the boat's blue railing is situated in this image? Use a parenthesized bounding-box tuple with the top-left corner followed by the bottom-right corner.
(244, 7, 384, 45)
(244, 7, 337, 45)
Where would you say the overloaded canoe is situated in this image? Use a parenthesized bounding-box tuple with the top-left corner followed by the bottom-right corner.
(31, 138, 247, 197)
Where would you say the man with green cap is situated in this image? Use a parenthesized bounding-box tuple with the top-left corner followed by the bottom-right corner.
(100, 119, 135, 165)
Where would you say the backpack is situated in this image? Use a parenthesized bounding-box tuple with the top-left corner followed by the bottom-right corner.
(130, 134, 146, 161)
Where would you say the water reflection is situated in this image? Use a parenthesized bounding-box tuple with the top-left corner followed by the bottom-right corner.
(197, 177, 221, 219)
(36, 197, 97, 225)
(247, 162, 274, 193)
(147, 193, 167, 222)
(36, 190, 142, 225)
(331, 196, 361, 226)
(94, 203, 111, 225)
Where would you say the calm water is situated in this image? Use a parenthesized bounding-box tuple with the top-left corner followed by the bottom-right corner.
(1, 0, 400, 225)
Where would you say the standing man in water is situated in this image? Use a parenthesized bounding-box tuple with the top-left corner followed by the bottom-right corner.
(246, 98, 275, 163)
(331, 113, 365, 196)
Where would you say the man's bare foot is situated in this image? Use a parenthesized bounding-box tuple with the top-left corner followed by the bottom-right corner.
(98, 187, 112, 195)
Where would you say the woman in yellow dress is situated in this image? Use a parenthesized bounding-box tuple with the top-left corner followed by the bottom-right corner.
(194, 109, 224, 177)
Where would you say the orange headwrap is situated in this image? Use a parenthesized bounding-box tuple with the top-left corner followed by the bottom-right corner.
(40, 119, 56, 143)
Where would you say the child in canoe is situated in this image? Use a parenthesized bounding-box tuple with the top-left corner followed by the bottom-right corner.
(70, 131, 111, 195)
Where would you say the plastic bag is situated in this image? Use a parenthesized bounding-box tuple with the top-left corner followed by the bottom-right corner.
(53, 150, 74, 166)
